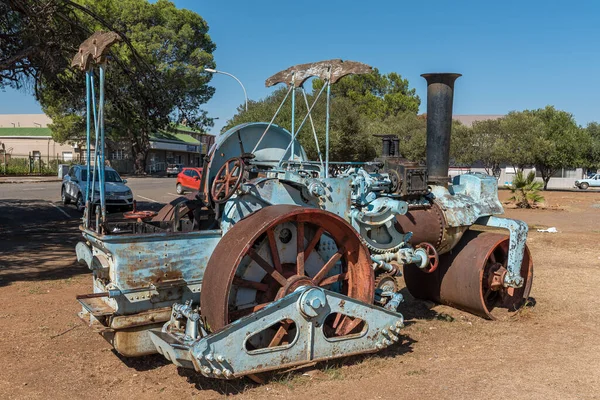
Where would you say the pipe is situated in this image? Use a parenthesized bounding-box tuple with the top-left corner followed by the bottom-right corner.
(421, 73, 461, 187)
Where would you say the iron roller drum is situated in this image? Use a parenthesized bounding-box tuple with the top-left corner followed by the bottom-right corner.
(403, 231, 533, 319)
(201, 205, 374, 339)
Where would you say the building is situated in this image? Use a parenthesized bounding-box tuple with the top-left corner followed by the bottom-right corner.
(0, 126, 77, 162)
(146, 126, 215, 173)
(0, 114, 215, 174)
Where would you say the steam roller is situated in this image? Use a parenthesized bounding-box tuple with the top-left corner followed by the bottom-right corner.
(73, 42, 533, 383)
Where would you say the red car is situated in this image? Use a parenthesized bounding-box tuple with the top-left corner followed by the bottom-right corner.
(176, 167, 203, 194)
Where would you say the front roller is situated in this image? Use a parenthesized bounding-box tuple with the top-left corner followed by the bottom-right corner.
(404, 231, 533, 319)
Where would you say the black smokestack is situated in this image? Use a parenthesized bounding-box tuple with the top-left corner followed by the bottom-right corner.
(421, 73, 461, 187)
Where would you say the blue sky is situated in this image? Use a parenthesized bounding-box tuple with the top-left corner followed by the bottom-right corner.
(1, 0, 599, 134)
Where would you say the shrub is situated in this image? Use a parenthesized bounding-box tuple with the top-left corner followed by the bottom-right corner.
(509, 170, 545, 208)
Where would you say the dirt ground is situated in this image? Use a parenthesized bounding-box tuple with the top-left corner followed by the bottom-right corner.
(1, 190, 599, 399)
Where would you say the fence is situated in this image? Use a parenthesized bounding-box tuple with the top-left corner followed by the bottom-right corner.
(0, 153, 78, 176)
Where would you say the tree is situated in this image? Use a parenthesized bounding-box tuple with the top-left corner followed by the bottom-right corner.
(452, 119, 504, 177)
(1, 0, 216, 173)
(499, 111, 542, 172)
(312, 68, 421, 119)
(223, 69, 421, 163)
(583, 122, 600, 172)
(529, 106, 587, 190)
(366, 113, 427, 162)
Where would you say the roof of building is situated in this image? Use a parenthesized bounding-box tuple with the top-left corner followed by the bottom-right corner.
(453, 115, 504, 127)
(0, 114, 52, 128)
(150, 130, 200, 145)
(173, 124, 214, 137)
(0, 127, 52, 137)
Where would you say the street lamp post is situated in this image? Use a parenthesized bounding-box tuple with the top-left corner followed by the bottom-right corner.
(205, 68, 248, 112)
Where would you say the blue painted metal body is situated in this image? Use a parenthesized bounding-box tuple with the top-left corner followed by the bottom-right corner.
(150, 286, 404, 378)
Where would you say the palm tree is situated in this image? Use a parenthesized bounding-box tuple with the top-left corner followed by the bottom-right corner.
(509, 171, 544, 208)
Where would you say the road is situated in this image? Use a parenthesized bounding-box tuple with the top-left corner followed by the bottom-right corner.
(0, 177, 181, 227)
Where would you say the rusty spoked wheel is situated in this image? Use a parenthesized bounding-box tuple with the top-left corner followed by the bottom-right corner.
(404, 231, 533, 320)
(201, 205, 373, 342)
(210, 157, 245, 204)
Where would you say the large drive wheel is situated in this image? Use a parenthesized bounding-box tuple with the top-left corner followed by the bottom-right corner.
(201, 205, 374, 339)
(404, 231, 533, 320)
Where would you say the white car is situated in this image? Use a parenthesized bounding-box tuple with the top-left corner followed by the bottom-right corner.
(61, 165, 134, 211)
(575, 174, 600, 190)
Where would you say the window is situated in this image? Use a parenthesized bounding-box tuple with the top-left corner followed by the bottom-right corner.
(110, 149, 128, 160)
(68, 167, 75, 177)
(62, 152, 73, 161)
(81, 169, 122, 183)
(189, 169, 199, 178)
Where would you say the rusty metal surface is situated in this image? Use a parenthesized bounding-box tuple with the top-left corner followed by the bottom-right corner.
(110, 307, 172, 330)
(201, 204, 373, 332)
(395, 203, 446, 249)
(71, 31, 121, 70)
(403, 231, 533, 319)
(109, 322, 164, 357)
(265, 60, 373, 88)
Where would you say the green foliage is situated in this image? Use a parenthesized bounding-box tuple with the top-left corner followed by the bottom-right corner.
(312, 68, 421, 119)
(499, 111, 542, 171)
(224, 69, 421, 163)
(527, 106, 586, 189)
(2, 0, 216, 173)
(367, 113, 427, 162)
(451, 119, 503, 176)
(583, 122, 600, 170)
(509, 170, 544, 208)
(1, 157, 73, 176)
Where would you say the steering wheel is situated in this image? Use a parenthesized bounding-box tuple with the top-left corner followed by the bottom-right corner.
(210, 157, 245, 204)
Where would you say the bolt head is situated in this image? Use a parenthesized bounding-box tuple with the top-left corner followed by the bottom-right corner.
(216, 354, 225, 363)
(206, 353, 214, 361)
(202, 366, 211, 374)
(213, 368, 222, 376)
(223, 369, 233, 379)
(309, 297, 322, 309)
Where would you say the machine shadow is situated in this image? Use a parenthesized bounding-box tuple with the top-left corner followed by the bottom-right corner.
(0, 199, 88, 287)
(396, 287, 446, 323)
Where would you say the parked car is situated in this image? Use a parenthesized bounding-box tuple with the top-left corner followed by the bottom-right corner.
(166, 163, 184, 177)
(575, 174, 600, 190)
(176, 167, 203, 194)
(61, 165, 134, 211)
